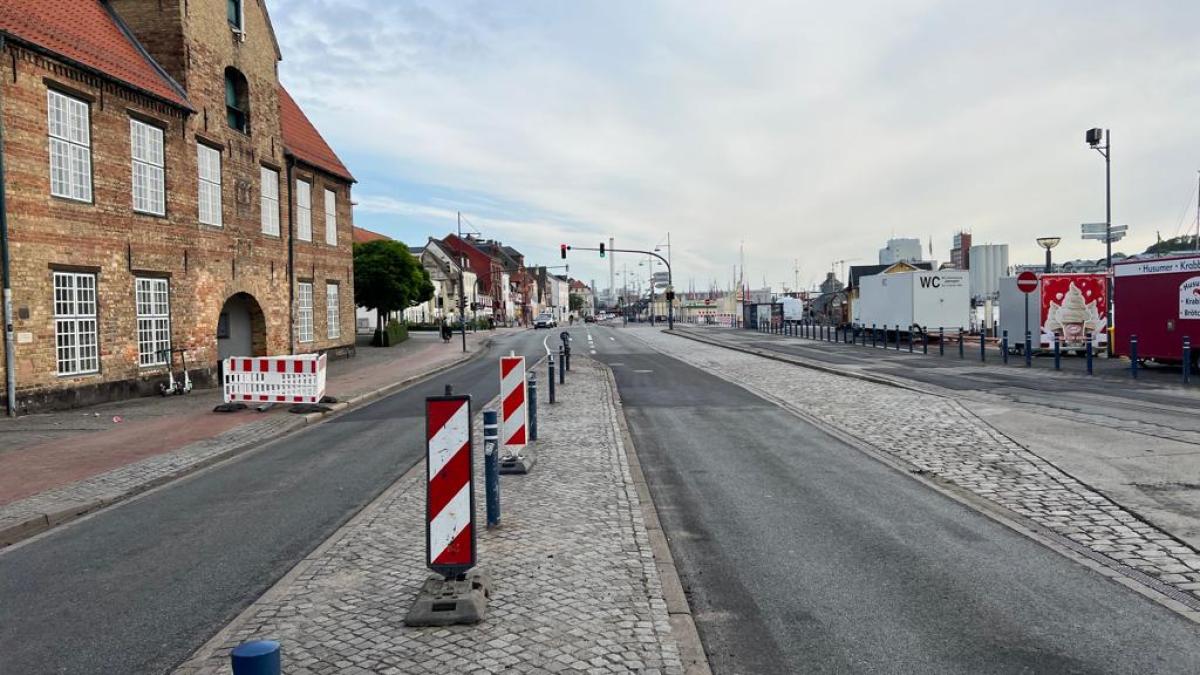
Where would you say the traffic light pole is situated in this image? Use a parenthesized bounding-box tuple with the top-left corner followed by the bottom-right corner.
(567, 246, 673, 330)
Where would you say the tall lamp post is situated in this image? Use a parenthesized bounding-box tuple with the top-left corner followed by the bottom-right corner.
(1086, 127, 1113, 354)
(1036, 237, 1061, 273)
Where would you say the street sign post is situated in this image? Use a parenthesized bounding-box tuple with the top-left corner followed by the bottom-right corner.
(1017, 271, 1038, 357)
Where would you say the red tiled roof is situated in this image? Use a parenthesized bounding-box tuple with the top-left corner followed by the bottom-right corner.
(279, 86, 354, 183)
(353, 226, 388, 244)
(0, 0, 190, 109)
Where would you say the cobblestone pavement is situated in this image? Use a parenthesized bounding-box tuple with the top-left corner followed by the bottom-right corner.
(633, 329, 1200, 608)
(0, 331, 508, 546)
(178, 357, 684, 675)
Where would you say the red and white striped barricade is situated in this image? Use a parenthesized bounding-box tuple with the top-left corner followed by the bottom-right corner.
(425, 393, 475, 577)
(222, 354, 327, 404)
(499, 355, 527, 458)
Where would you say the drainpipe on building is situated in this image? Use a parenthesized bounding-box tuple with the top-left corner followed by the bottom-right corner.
(285, 156, 295, 355)
(0, 34, 16, 416)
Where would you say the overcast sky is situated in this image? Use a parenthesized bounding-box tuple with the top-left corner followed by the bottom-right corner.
(272, 0, 1200, 293)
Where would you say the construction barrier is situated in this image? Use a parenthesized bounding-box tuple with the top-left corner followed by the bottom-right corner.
(425, 391, 475, 577)
(222, 354, 327, 404)
(500, 355, 527, 453)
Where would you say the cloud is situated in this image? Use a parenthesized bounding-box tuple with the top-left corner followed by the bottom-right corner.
(272, 0, 1200, 292)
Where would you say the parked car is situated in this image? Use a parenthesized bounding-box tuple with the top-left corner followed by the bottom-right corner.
(534, 313, 556, 329)
(584, 315, 596, 323)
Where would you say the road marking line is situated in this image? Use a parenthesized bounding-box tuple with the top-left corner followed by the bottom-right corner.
(633, 369, 654, 373)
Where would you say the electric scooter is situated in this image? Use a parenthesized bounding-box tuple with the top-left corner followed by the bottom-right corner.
(159, 347, 194, 396)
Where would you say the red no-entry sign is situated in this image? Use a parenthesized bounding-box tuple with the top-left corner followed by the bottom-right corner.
(1016, 271, 1038, 294)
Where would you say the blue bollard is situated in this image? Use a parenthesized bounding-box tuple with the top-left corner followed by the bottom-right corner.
(1025, 331, 1032, 367)
(559, 347, 566, 384)
(980, 331, 986, 362)
(528, 374, 538, 441)
(548, 359, 556, 403)
(1185, 337, 1192, 385)
(908, 327, 913, 353)
(231, 640, 280, 675)
(1131, 335, 1139, 379)
(1086, 337, 1094, 375)
(896, 325, 902, 351)
(958, 329, 964, 359)
(922, 329, 928, 355)
(483, 410, 500, 529)
(872, 324, 877, 348)
(1054, 336, 1061, 370)
(939, 327, 945, 356)
(1002, 331, 1008, 364)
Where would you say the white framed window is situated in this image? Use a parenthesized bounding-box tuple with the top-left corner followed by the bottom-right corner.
(324, 188, 337, 245)
(47, 90, 92, 202)
(326, 282, 340, 339)
(297, 282, 314, 343)
(135, 277, 171, 367)
(53, 271, 99, 375)
(130, 119, 165, 215)
(296, 180, 312, 241)
(197, 143, 222, 226)
(260, 166, 280, 235)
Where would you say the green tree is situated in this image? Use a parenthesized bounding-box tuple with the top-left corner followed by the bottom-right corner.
(353, 240, 434, 342)
(569, 293, 585, 312)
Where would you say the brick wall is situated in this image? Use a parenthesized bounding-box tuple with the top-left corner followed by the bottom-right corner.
(0, 0, 354, 412)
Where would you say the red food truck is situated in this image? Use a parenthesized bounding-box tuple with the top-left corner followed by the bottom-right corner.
(1113, 254, 1200, 364)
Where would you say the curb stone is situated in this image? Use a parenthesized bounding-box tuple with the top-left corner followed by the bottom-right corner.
(0, 339, 497, 549)
(599, 359, 713, 675)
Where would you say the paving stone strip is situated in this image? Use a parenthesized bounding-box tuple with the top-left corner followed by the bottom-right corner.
(177, 357, 684, 675)
(0, 414, 302, 544)
(635, 329, 1200, 607)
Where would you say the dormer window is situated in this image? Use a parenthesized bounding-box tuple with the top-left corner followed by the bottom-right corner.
(228, 0, 243, 31)
(225, 67, 250, 133)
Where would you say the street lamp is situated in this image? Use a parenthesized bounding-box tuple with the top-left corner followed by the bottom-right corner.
(1036, 237, 1061, 273)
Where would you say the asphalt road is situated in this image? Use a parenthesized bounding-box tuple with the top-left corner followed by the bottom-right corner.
(0, 329, 549, 675)
(592, 324, 1200, 674)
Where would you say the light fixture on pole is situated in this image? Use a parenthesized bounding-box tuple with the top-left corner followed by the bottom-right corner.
(1086, 127, 1113, 355)
(1036, 237, 1061, 273)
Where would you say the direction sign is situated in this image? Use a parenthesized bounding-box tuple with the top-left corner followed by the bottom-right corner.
(1081, 223, 1108, 234)
(1016, 271, 1038, 294)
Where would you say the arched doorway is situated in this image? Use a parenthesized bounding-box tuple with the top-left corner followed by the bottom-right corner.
(217, 292, 267, 361)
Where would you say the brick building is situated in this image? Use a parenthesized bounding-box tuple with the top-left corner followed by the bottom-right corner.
(0, 0, 355, 412)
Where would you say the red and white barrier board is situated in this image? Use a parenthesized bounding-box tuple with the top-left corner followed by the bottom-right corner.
(425, 394, 475, 577)
(222, 354, 327, 404)
(500, 356, 527, 452)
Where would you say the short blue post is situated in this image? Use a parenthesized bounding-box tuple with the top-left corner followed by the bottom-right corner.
(231, 640, 281, 675)
(1002, 331, 1008, 364)
(896, 325, 901, 351)
(958, 329, 964, 359)
(559, 347, 566, 384)
(548, 359, 556, 403)
(980, 331, 986, 362)
(483, 410, 500, 529)
(908, 327, 913, 353)
(922, 330, 928, 354)
(1185, 337, 1192, 385)
(939, 327, 945, 356)
(1025, 331, 1032, 367)
(872, 324, 877, 348)
(1131, 335, 1139, 379)
(1053, 336, 1061, 370)
(1086, 337, 1094, 375)
(527, 373, 538, 441)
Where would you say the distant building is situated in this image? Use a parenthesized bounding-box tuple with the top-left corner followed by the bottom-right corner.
(950, 231, 972, 270)
(879, 238, 924, 265)
(968, 244, 1009, 300)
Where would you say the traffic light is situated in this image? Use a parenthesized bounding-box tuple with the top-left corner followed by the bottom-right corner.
(560, 244, 567, 259)
(599, 242, 605, 258)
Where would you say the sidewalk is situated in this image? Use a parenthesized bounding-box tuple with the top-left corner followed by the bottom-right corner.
(0, 329, 518, 546)
(177, 357, 702, 675)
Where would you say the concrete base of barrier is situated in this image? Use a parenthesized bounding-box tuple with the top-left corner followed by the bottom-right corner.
(499, 446, 537, 475)
(404, 570, 491, 626)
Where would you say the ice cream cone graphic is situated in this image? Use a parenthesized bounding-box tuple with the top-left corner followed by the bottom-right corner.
(1047, 282, 1099, 345)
